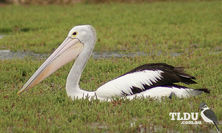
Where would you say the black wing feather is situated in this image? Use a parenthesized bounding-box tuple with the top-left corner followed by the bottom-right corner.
(120, 63, 198, 96)
(123, 63, 196, 85)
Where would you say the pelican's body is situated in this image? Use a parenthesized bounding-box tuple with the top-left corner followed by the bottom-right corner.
(18, 25, 209, 101)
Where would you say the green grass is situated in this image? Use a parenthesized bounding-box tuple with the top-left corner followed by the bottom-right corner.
(0, 1, 222, 53)
(1, 55, 222, 132)
(0, 1, 222, 132)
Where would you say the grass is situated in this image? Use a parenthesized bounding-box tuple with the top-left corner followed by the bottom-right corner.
(0, 1, 222, 53)
(0, 1, 222, 132)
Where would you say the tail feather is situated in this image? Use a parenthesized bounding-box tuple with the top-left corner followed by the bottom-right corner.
(196, 88, 210, 94)
(174, 67, 197, 84)
(180, 77, 197, 84)
(174, 67, 196, 79)
(172, 87, 210, 98)
(189, 88, 210, 96)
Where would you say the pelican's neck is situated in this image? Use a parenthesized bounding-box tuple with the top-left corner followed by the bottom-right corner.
(66, 42, 94, 95)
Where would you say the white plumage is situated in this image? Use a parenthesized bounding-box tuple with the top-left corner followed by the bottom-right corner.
(18, 25, 209, 101)
(96, 70, 163, 98)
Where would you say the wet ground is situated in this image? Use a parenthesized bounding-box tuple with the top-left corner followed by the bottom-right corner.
(0, 34, 221, 60)
(1, 49, 221, 60)
(0, 50, 184, 60)
(0, 35, 5, 39)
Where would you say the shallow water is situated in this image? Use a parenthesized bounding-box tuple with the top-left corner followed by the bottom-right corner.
(1, 49, 221, 60)
(0, 50, 184, 60)
(0, 50, 48, 60)
(0, 35, 5, 39)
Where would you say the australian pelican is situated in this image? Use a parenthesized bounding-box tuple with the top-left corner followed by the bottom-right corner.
(17, 25, 209, 101)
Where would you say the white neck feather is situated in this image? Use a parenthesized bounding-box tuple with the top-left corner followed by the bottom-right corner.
(65, 40, 95, 99)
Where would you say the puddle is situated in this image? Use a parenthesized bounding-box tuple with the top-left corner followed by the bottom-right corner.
(209, 46, 222, 55)
(0, 35, 5, 39)
(0, 50, 183, 60)
(92, 51, 148, 59)
(89, 122, 108, 129)
(0, 50, 48, 60)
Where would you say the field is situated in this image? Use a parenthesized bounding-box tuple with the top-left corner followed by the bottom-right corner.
(0, 1, 222, 132)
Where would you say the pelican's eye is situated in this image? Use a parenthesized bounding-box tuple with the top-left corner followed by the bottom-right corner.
(72, 32, 78, 37)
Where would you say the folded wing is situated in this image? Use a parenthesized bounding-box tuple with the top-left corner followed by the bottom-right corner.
(96, 63, 197, 98)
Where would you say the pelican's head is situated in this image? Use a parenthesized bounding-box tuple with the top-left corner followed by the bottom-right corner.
(68, 25, 96, 45)
(17, 25, 96, 94)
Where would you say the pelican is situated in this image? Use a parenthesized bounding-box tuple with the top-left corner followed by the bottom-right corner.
(17, 25, 209, 101)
